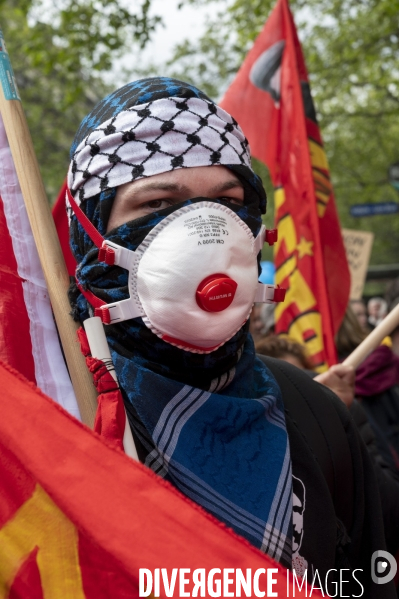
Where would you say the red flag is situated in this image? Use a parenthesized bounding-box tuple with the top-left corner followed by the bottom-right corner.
(220, 0, 350, 370)
(0, 360, 323, 598)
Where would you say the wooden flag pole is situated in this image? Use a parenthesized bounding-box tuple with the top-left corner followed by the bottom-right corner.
(0, 33, 97, 427)
(343, 302, 399, 369)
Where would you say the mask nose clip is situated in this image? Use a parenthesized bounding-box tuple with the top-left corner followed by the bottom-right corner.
(196, 274, 238, 312)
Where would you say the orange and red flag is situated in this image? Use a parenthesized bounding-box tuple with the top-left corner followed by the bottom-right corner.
(220, 0, 350, 370)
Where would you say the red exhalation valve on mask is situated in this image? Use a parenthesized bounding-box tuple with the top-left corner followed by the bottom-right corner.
(196, 274, 238, 312)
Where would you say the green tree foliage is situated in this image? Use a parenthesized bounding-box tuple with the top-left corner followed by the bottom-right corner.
(169, 0, 399, 265)
(0, 0, 161, 201)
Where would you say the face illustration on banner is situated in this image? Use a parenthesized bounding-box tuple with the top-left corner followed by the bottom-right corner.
(291, 476, 308, 577)
(292, 475, 305, 554)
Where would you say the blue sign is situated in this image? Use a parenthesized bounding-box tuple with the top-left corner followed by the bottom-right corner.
(350, 202, 399, 217)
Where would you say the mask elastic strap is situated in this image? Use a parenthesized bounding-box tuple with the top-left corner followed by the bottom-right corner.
(66, 187, 115, 265)
(68, 187, 142, 325)
(75, 279, 113, 325)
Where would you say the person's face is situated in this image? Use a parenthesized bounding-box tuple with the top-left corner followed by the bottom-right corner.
(368, 301, 380, 319)
(351, 301, 368, 330)
(106, 166, 245, 232)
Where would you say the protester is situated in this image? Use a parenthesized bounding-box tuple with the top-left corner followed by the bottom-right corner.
(250, 302, 275, 343)
(256, 325, 399, 557)
(256, 335, 356, 407)
(368, 296, 388, 328)
(336, 303, 368, 354)
(389, 299, 399, 358)
(259, 302, 275, 337)
(66, 77, 394, 597)
(337, 305, 399, 468)
(350, 298, 369, 332)
(256, 335, 314, 370)
(249, 303, 264, 344)
(385, 279, 399, 357)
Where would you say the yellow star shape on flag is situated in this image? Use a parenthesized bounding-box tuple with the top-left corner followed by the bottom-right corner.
(296, 237, 314, 259)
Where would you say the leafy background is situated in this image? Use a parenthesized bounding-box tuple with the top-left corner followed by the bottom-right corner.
(2, 0, 398, 275)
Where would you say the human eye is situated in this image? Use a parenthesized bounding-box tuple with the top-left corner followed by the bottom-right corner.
(219, 196, 244, 206)
(143, 199, 173, 212)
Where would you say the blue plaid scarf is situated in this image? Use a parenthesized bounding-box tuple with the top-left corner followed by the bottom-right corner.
(68, 77, 293, 566)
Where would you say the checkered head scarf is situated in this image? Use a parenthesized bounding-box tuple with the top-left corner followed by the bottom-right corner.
(68, 76, 265, 209)
(67, 78, 292, 567)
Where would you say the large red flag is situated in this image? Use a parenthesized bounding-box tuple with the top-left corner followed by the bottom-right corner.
(220, 0, 350, 370)
(0, 360, 323, 598)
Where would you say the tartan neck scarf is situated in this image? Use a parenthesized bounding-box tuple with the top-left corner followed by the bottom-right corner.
(68, 77, 292, 565)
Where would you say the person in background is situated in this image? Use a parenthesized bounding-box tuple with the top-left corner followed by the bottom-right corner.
(350, 298, 370, 332)
(337, 305, 399, 468)
(385, 278, 399, 357)
(256, 335, 314, 371)
(249, 303, 264, 344)
(368, 296, 388, 328)
(249, 303, 275, 343)
(259, 303, 275, 337)
(256, 334, 355, 408)
(388, 298, 399, 358)
(256, 325, 399, 557)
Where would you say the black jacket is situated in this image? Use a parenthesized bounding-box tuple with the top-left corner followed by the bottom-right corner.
(350, 399, 399, 556)
(260, 356, 397, 599)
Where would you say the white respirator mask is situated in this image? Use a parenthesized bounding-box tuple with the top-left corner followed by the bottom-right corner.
(68, 193, 285, 353)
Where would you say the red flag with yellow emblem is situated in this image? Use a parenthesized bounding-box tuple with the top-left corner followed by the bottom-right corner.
(220, 0, 350, 370)
(0, 360, 324, 598)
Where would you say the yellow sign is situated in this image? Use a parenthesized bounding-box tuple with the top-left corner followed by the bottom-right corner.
(342, 229, 374, 300)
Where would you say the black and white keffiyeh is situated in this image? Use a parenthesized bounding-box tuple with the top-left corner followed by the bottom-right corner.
(68, 92, 251, 205)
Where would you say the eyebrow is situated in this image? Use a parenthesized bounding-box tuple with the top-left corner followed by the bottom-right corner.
(210, 180, 244, 194)
(134, 179, 244, 195)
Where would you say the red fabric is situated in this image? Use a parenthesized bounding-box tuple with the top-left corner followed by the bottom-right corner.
(52, 180, 77, 276)
(0, 360, 322, 598)
(9, 548, 44, 599)
(220, 0, 350, 369)
(93, 390, 126, 452)
(0, 195, 36, 382)
(77, 325, 91, 357)
(77, 326, 125, 451)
